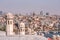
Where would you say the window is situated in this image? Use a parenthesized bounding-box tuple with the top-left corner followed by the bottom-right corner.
(8, 21, 12, 24)
(8, 21, 9, 24)
(10, 21, 12, 24)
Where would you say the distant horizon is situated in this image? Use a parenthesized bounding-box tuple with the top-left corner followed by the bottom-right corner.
(0, 10, 60, 16)
(0, 0, 60, 15)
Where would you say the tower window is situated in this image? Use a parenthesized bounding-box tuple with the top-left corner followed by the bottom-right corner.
(8, 21, 12, 24)
(10, 21, 12, 24)
(8, 21, 9, 24)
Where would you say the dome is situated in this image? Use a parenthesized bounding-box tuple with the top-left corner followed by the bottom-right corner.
(6, 13, 14, 18)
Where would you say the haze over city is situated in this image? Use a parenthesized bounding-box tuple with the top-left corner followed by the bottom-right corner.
(0, 0, 60, 15)
(0, 0, 60, 40)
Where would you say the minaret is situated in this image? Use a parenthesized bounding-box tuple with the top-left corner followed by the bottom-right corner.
(20, 21, 25, 35)
(6, 13, 14, 36)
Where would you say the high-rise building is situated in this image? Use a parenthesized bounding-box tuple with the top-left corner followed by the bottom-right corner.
(0, 11, 3, 15)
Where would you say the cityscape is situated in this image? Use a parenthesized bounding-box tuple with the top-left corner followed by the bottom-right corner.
(0, 11, 60, 40)
(0, 0, 60, 40)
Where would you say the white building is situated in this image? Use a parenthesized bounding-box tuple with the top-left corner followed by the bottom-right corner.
(6, 13, 14, 36)
(19, 21, 25, 35)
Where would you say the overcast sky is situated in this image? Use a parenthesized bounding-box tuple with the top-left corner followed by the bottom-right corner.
(0, 0, 60, 15)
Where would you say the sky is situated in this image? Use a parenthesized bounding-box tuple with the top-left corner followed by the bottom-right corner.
(0, 0, 60, 15)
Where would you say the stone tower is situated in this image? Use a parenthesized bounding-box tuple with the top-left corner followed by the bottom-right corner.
(6, 13, 14, 36)
(20, 22, 25, 35)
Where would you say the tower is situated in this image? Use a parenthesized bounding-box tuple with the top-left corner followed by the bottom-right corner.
(6, 13, 14, 36)
(20, 22, 25, 35)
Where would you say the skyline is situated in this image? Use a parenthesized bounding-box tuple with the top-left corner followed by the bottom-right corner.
(0, 0, 60, 15)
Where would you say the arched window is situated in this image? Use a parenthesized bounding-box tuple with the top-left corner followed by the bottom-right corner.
(8, 21, 9, 24)
(10, 21, 12, 24)
(8, 21, 12, 24)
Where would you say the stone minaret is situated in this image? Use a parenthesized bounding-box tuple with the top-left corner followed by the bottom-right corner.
(6, 13, 14, 36)
(20, 22, 25, 35)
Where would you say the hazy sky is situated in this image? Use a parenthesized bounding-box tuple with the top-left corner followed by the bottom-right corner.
(0, 0, 60, 15)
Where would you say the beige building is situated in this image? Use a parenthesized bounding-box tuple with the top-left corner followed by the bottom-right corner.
(6, 13, 14, 36)
(19, 21, 25, 35)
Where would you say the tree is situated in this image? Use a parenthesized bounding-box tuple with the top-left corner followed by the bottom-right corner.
(0, 24, 6, 31)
